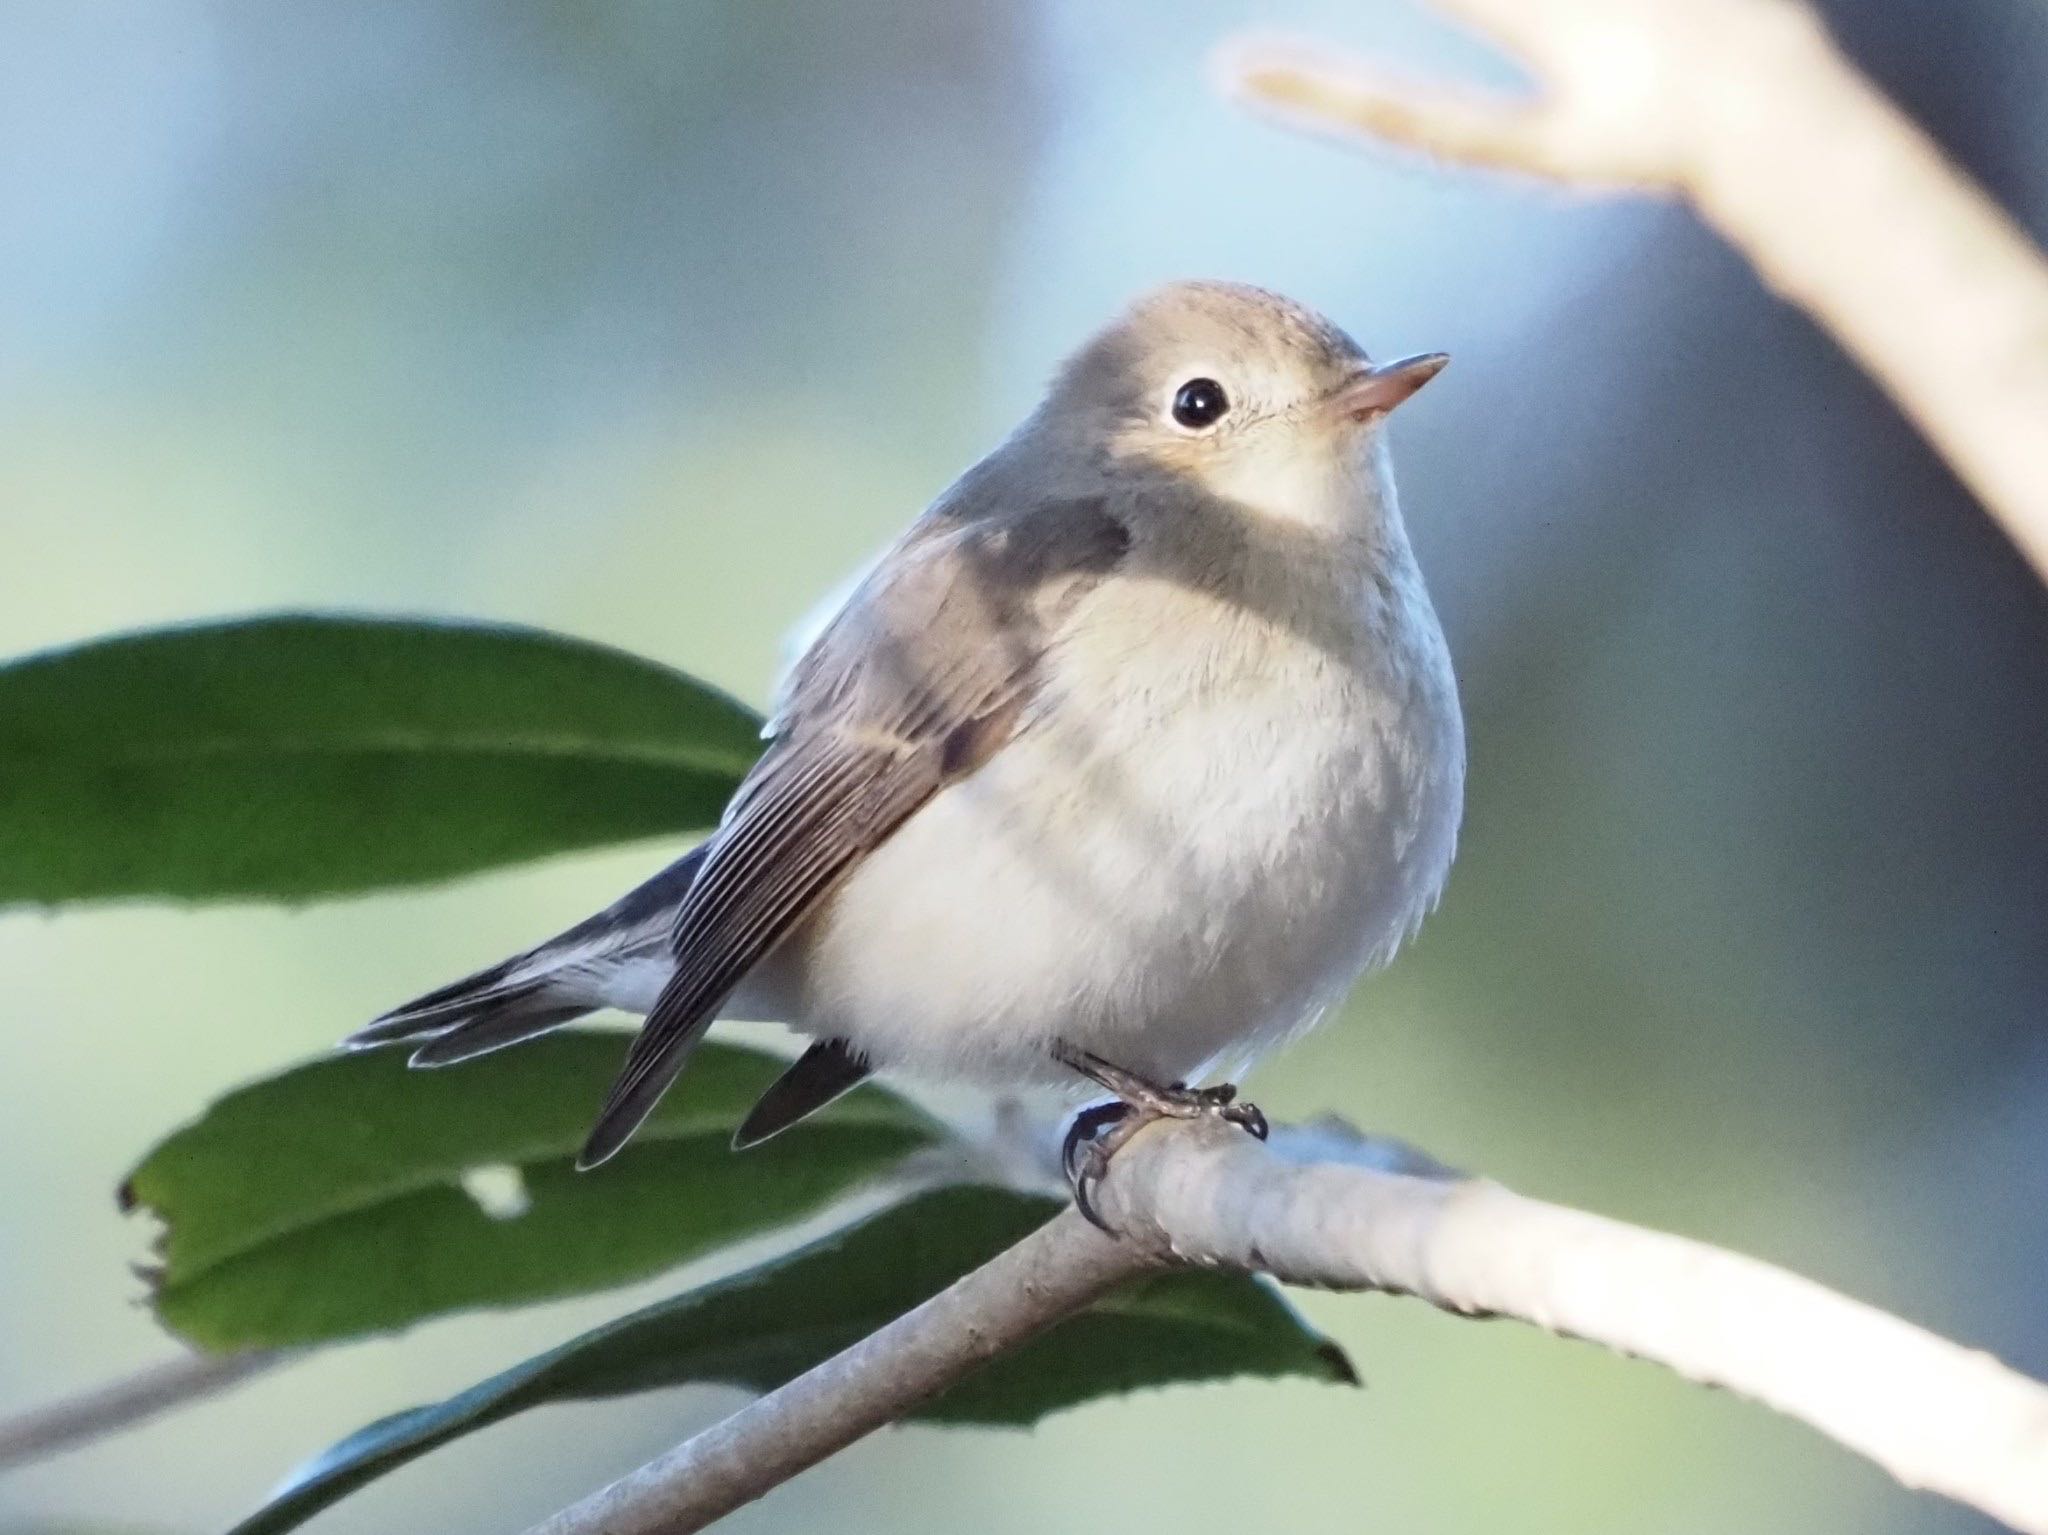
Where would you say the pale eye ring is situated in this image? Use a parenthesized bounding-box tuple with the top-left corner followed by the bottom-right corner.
(1170, 377, 1230, 430)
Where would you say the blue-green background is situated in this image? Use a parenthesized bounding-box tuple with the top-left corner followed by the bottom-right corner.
(3, 2, 2045, 1531)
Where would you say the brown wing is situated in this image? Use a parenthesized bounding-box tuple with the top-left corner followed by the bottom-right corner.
(577, 498, 1128, 1166)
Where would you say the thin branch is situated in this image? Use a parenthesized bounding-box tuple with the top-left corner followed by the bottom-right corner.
(521, 1208, 1164, 1535)
(0, 1348, 287, 1472)
(1219, 0, 2048, 583)
(522, 1117, 2048, 1535)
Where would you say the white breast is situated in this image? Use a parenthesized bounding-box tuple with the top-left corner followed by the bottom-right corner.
(765, 538, 1465, 1092)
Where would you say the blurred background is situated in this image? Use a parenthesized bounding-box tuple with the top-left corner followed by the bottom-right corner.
(3, 1, 2045, 1531)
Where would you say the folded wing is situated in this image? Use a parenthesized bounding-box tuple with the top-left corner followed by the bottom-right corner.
(578, 497, 1129, 1165)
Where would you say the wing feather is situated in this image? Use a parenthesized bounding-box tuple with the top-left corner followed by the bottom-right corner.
(577, 496, 1131, 1165)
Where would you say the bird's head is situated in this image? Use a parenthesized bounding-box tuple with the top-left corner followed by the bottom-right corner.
(1041, 279, 1444, 533)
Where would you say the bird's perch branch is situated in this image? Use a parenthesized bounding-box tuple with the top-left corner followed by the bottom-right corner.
(523, 1117, 2048, 1535)
(1218, 0, 2048, 583)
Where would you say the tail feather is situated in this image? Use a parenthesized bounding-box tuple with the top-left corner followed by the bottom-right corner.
(345, 845, 708, 1064)
(406, 997, 593, 1067)
(346, 965, 597, 1059)
(345, 967, 547, 1050)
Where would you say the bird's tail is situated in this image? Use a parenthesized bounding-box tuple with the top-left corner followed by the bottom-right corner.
(346, 968, 596, 1066)
(345, 846, 706, 1068)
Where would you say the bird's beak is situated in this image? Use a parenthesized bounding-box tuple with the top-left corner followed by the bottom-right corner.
(1330, 353, 1449, 423)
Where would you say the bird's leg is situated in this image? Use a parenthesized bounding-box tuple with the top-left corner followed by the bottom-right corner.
(1052, 1042, 1268, 1230)
(1053, 1042, 1269, 1131)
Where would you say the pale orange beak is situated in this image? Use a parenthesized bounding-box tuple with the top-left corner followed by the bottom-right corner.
(1330, 353, 1449, 422)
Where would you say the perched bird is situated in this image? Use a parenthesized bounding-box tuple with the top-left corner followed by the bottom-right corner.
(349, 280, 1465, 1215)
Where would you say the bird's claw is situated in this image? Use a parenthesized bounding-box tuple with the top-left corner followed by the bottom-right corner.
(1177, 1082, 1267, 1139)
(1222, 1096, 1270, 1141)
(1061, 1081, 1267, 1232)
(1061, 1101, 1133, 1231)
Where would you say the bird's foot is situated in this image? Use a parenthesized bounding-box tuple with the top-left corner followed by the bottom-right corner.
(1056, 1053, 1268, 1231)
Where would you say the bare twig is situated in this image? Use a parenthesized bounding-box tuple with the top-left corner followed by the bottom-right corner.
(1219, 0, 2048, 582)
(520, 1208, 1163, 1535)
(522, 1117, 2048, 1535)
(0, 1348, 286, 1472)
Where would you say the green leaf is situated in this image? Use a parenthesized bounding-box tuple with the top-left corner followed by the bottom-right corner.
(121, 1034, 939, 1349)
(230, 1186, 1354, 1535)
(0, 613, 765, 904)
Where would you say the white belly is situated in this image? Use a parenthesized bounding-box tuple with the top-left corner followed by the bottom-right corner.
(750, 573, 1464, 1091)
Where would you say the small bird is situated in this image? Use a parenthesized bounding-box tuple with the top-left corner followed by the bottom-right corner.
(349, 281, 1464, 1215)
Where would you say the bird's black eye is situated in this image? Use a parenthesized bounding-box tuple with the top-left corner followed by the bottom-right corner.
(1171, 377, 1230, 430)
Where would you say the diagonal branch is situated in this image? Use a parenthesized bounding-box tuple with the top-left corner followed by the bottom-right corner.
(521, 1117, 2048, 1535)
(1218, 0, 2048, 583)
(0, 1348, 287, 1472)
(520, 1202, 1165, 1535)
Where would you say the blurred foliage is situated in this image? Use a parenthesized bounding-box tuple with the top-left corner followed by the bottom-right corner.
(122, 1034, 934, 1348)
(0, 617, 761, 904)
